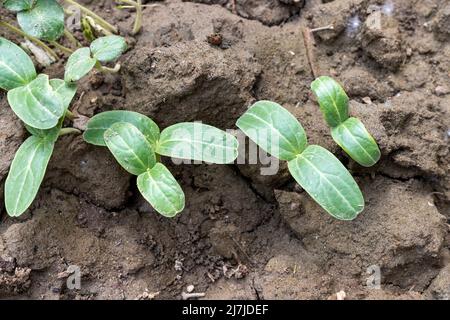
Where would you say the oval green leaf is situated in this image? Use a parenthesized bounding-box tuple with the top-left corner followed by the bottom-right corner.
(90, 35, 127, 63)
(17, 0, 64, 41)
(83, 110, 160, 148)
(288, 145, 364, 220)
(104, 122, 156, 176)
(0, 37, 36, 90)
(157, 122, 238, 164)
(331, 117, 381, 167)
(7, 74, 64, 129)
(64, 47, 97, 82)
(3, 0, 35, 12)
(236, 100, 307, 161)
(311, 76, 349, 127)
(5, 135, 54, 217)
(49, 79, 77, 110)
(137, 163, 185, 217)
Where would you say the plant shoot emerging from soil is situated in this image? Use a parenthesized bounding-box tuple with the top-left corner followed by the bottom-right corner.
(64, 35, 127, 81)
(237, 100, 364, 220)
(311, 76, 381, 167)
(0, 37, 79, 217)
(83, 111, 239, 217)
(1, 0, 123, 61)
(0, 34, 126, 217)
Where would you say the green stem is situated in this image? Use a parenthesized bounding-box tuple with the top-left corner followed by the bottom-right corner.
(116, 0, 138, 6)
(116, 0, 143, 34)
(50, 41, 74, 55)
(59, 128, 82, 136)
(63, 0, 118, 34)
(84, 16, 112, 36)
(117, 4, 158, 8)
(0, 21, 59, 59)
(95, 61, 121, 73)
(64, 28, 81, 48)
(65, 110, 75, 120)
(132, 0, 142, 35)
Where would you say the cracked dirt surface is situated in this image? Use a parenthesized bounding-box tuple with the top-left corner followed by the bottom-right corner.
(0, 0, 449, 299)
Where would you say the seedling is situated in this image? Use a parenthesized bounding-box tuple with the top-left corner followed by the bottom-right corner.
(311, 76, 381, 167)
(0, 37, 79, 217)
(83, 111, 239, 217)
(0, 33, 127, 217)
(3, 0, 118, 36)
(1, 0, 120, 60)
(0, 18, 59, 60)
(3, 0, 65, 41)
(237, 100, 364, 220)
(64, 35, 127, 82)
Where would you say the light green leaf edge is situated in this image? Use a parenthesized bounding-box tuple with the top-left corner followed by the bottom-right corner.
(157, 122, 239, 164)
(5, 135, 54, 217)
(137, 163, 185, 218)
(287, 145, 364, 220)
(311, 76, 349, 128)
(83, 110, 160, 148)
(3, 0, 35, 12)
(7, 74, 64, 129)
(331, 117, 381, 167)
(49, 78, 77, 110)
(64, 47, 97, 82)
(236, 100, 307, 161)
(17, 0, 65, 41)
(104, 122, 157, 176)
(90, 35, 127, 63)
(0, 36, 36, 90)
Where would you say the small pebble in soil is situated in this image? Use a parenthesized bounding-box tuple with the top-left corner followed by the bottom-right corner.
(434, 86, 450, 96)
(206, 33, 223, 46)
(362, 97, 373, 104)
(187, 285, 195, 293)
(336, 290, 346, 300)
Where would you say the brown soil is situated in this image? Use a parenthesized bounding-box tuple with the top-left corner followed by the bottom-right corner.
(0, 0, 449, 300)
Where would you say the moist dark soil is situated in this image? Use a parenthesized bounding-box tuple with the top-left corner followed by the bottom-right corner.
(0, 0, 449, 300)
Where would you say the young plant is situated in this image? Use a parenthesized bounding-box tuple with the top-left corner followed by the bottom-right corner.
(0, 36, 78, 217)
(1, 33, 127, 217)
(1, 0, 120, 59)
(311, 76, 381, 167)
(83, 111, 239, 217)
(3, 0, 65, 41)
(237, 100, 364, 220)
(64, 35, 127, 82)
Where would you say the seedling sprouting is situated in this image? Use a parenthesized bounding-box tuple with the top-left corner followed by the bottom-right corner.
(0, 37, 78, 216)
(64, 35, 127, 81)
(0, 34, 127, 217)
(311, 76, 381, 167)
(1, 0, 121, 60)
(3, 0, 65, 41)
(83, 111, 239, 217)
(237, 100, 364, 220)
